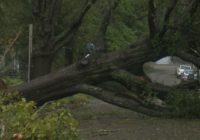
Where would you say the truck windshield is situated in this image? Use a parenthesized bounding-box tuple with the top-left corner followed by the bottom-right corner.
(185, 70, 194, 74)
(180, 65, 191, 70)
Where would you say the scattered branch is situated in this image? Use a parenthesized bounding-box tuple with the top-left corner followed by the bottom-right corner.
(3, 30, 21, 59)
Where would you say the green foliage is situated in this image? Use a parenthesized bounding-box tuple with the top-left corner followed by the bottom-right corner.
(165, 32, 188, 55)
(68, 0, 149, 58)
(167, 90, 200, 118)
(2, 77, 24, 86)
(106, 0, 148, 51)
(0, 0, 31, 79)
(106, 22, 137, 51)
(0, 93, 79, 140)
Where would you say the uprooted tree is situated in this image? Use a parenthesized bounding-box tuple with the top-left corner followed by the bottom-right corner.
(4, 0, 200, 117)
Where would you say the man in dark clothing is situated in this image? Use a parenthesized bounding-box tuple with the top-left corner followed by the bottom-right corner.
(80, 42, 96, 65)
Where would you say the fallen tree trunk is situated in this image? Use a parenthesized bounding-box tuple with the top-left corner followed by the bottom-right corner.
(7, 38, 199, 117)
(14, 39, 156, 103)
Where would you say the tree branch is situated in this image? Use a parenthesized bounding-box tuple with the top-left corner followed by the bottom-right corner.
(111, 70, 199, 99)
(53, 0, 98, 51)
(32, 0, 62, 52)
(158, 0, 178, 39)
(95, 0, 120, 52)
(66, 84, 173, 117)
(148, 0, 157, 39)
(3, 30, 21, 59)
(189, 0, 199, 18)
(111, 70, 171, 94)
(176, 49, 200, 68)
(98, 81, 169, 111)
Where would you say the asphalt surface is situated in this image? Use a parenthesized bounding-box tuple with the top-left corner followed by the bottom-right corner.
(143, 62, 181, 86)
(74, 98, 200, 140)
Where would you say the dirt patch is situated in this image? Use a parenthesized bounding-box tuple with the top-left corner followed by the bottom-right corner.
(70, 98, 200, 140)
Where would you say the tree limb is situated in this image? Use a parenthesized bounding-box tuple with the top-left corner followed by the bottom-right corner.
(189, 0, 199, 18)
(66, 84, 174, 117)
(148, 0, 157, 39)
(3, 30, 21, 59)
(53, 0, 98, 51)
(158, 0, 178, 39)
(111, 70, 199, 99)
(95, 0, 120, 52)
(176, 49, 200, 68)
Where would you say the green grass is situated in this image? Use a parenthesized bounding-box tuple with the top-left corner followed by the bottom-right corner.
(58, 94, 91, 105)
(2, 76, 24, 86)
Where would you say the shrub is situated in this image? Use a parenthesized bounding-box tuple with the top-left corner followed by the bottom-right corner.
(0, 92, 79, 140)
(167, 90, 200, 118)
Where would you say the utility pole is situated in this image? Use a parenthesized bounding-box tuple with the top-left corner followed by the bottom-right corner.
(28, 24, 33, 82)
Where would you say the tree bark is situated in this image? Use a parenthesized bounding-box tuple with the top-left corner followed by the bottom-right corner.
(31, 55, 54, 79)
(31, 0, 61, 79)
(65, 46, 74, 66)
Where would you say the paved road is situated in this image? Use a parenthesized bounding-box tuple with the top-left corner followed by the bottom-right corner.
(143, 62, 181, 86)
(73, 98, 200, 140)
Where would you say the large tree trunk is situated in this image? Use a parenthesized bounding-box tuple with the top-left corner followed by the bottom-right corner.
(31, 0, 61, 79)
(31, 55, 54, 79)
(30, 0, 98, 79)
(15, 39, 154, 102)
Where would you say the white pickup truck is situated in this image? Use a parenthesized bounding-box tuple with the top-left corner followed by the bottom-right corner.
(176, 65, 192, 78)
(181, 69, 198, 80)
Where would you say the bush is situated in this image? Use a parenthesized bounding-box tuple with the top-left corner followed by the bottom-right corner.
(167, 90, 200, 118)
(0, 92, 79, 140)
